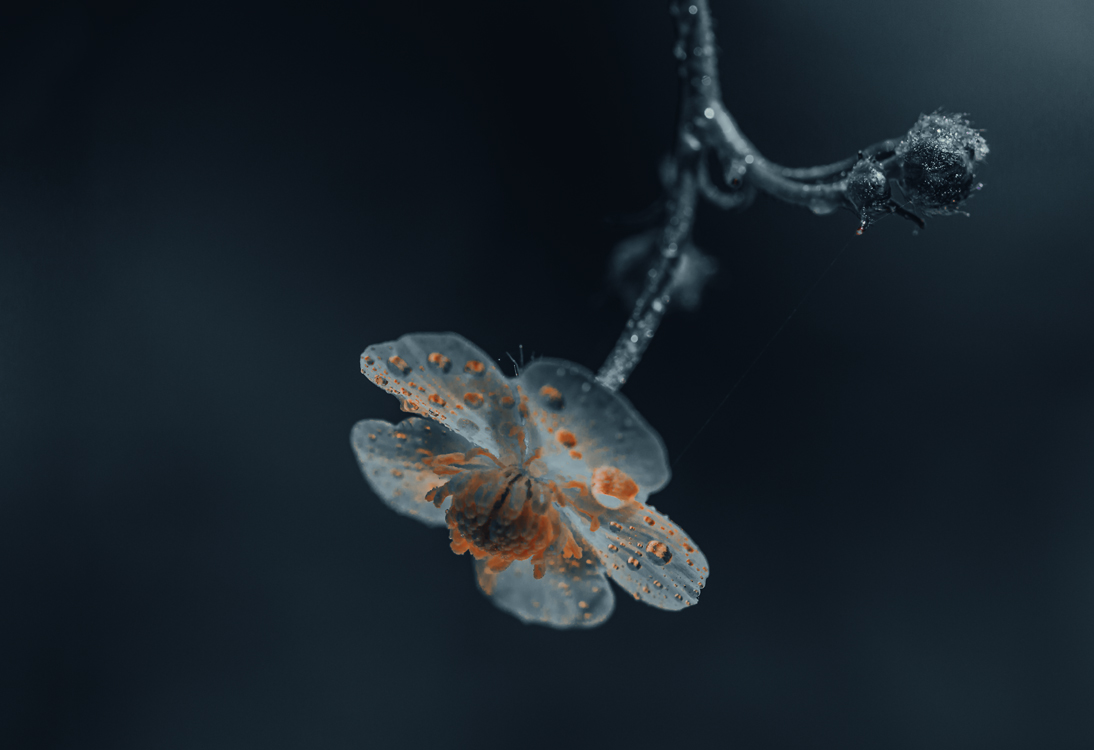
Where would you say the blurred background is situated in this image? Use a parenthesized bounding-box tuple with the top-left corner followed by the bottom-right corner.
(2, 1, 1092, 748)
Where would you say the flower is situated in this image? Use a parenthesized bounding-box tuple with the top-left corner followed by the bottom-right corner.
(350, 332, 709, 628)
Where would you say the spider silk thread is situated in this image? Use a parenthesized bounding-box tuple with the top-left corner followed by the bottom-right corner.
(672, 239, 854, 469)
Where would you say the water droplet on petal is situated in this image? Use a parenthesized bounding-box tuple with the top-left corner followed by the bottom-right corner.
(539, 385, 564, 410)
(646, 540, 672, 564)
(427, 352, 452, 372)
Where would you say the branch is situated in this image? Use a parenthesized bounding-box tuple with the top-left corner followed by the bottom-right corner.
(596, 0, 988, 391)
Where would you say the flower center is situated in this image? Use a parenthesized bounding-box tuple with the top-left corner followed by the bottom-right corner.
(438, 465, 563, 570)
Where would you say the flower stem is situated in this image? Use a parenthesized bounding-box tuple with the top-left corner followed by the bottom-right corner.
(596, 1, 715, 390)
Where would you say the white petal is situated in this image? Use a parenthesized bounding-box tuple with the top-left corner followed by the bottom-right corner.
(350, 417, 475, 527)
(566, 502, 708, 610)
(361, 332, 527, 465)
(516, 358, 669, 502)
(475, 542, 615, 629)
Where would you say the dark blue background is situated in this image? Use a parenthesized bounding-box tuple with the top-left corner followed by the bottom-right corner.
(3, 1, 1092, 748)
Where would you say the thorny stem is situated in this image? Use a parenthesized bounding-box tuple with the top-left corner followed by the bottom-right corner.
(596, 0, 947, 390)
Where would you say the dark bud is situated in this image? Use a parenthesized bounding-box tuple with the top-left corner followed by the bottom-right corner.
(896, 112, 989, 215)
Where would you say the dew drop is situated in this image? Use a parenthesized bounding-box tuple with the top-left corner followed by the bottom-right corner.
(539, 385, 565, 410)
(646, 540, 673, 565)
(427, 352, 452, 372)
(388, 355, 411, 375)
(464, 360, 486, 376)
(463, 393, 484, 409)
(456, 418, 479, 433)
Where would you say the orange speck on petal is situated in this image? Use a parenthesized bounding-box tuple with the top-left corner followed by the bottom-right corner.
(592, 466, 640, 503)
(368, 433, 377, 440)
(499, 395, 515, 409)
(569, 450, 582, 459)
(428, 393, 446, 407)
(394, 432, 408, 440)
(643, 515, 655, 525)
(464, 360, 486, 375)
(463, 393, 484, 409)
(390, 469, 403, 478)
(374, 375, 388, 386)
(388, 355, 411, 375)
(556, 429, 577, 448)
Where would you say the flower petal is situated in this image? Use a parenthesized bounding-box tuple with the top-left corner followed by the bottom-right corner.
(361, 333, 526, 465)
(350, 417, 476, 527)
(516, 359, 669, 502)
(474, 534, 615, 628)
(564, 501, 708, 610)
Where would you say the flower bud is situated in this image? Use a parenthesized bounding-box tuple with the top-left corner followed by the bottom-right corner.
(845, 155, 892, 232)
(896, 112, 989, 215)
